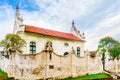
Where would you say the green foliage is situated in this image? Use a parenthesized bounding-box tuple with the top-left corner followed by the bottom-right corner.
(101, 48, 106, 53)
(108, 45, 120, 60)
(99, 36, 119, 49)
(96, 36, 120, 60)
(0, 33, 26, 54)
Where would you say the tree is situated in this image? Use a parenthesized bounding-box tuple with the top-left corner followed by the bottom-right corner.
(0, 33, 26, 58)
(108, 44, 120, 60)
(98, 36, 119, 49)
(96, 36, 120, 70)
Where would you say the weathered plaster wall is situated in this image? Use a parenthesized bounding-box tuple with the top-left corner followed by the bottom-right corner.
(88, 54, 103, 74)
(0, 51, 103, 80)
(105, 58, 120, 73)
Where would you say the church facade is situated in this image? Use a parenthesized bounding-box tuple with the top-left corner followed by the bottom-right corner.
(15, 24, 85, 57)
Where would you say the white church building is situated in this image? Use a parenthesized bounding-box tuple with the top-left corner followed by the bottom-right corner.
(13, 5, 86, 56)
(0, 5, 103, 80)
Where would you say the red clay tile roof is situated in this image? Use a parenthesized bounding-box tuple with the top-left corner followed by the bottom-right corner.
(25, 25, 83, 41)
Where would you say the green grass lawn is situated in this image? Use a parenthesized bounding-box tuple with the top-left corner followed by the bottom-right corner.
(0, 70, 112, 80)
(59, 73, 112, 80)
(0, 69, 8, 80)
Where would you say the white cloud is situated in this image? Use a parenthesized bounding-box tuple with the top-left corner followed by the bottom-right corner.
(0, 4, 14, 17)
(86, 14, 120, 50)
(40, 0, 100, 21)
(20, 0, 102, 32)
(0, 4, 14, 40)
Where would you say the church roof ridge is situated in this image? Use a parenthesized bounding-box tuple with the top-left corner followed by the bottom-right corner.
(24, 25, 84, 41)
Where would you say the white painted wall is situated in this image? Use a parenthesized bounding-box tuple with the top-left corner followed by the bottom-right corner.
(19, 32, 85, 57)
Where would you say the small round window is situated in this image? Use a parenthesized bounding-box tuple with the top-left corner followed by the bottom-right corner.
(64, 43, 69, 46)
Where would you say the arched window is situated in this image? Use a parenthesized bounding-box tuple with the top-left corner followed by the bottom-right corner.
(50, 42, 52, 47)
(30, 42, 36, 54)
(46, 41, 52, 48)
(77, 47, 80, 56)
(46, 42, 49, 47)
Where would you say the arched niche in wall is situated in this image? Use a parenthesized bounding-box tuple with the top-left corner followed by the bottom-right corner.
(64, 52, 69, 56)
(45, 41, 53, 60)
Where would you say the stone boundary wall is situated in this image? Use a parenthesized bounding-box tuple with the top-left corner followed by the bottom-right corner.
(0, 51, 103, 79)
(105, 59, 120, 73)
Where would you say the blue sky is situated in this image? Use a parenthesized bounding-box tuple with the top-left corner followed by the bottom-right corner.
(0, 0, 120, 51)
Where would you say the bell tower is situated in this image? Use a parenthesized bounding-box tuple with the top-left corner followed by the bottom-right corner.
(70, 20, 77, 35)
(70, 20, 85, 40)
(13, 4, 24, 34)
